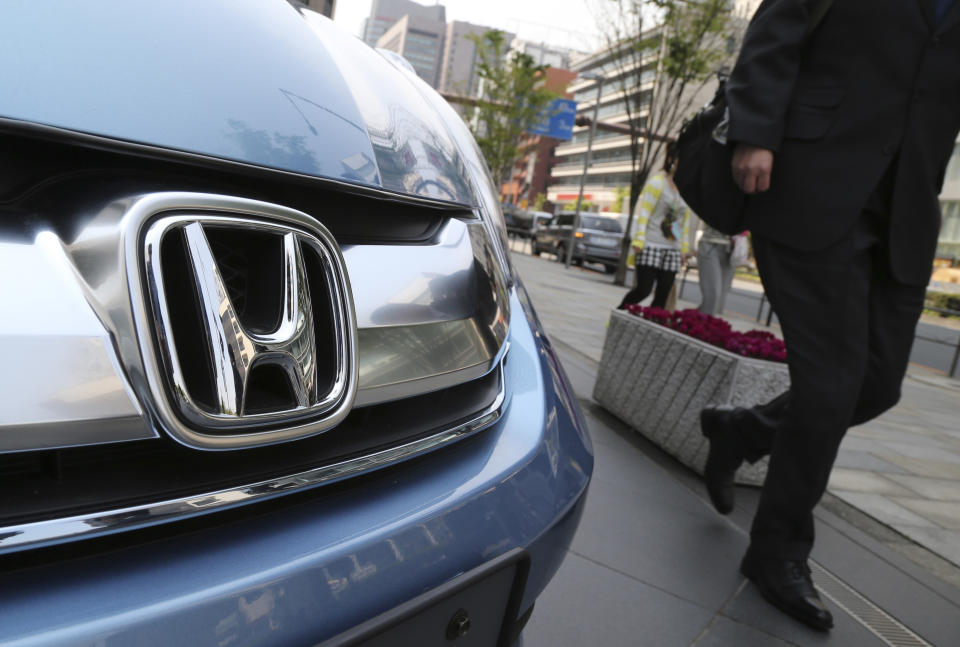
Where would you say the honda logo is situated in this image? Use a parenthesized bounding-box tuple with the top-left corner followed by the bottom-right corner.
(182, 222, 317, 415)
(131, 194, 357, 450)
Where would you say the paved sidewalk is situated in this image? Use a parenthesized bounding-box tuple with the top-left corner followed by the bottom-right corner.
(524, 347, 960, 646)
(515, 255, 960, 645)
(512, 252, 960, 580)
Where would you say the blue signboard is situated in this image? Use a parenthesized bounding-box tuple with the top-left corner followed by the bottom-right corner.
(527, 98, 577, 140)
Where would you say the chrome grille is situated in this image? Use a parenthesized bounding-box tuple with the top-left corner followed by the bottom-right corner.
(0, 132, 512, 552)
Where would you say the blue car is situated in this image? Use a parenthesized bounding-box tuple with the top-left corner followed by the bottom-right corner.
(0, 2, 593, 645)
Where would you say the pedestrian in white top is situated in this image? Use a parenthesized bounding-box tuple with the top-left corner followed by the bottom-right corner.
(618, 147, 693, 310)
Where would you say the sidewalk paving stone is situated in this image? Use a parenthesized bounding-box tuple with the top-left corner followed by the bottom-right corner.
(827, 469, 917, 497)
(831, 450, 912, 474)
(829, 492, 938, 527)
(892, 499, 960, 530)
(720, 583, 887, 647)
(874, 440, 960, 465)
(891, 526, 960, 569)
(873, 452, 960, 480)
(886, 474, 960, 500)
(691, 616, 796, 647)
(523, 552, 715, 647)
(570, 479, 747, 610)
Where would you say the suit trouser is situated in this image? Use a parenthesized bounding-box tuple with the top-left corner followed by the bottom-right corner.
(740, 208, 925, 562)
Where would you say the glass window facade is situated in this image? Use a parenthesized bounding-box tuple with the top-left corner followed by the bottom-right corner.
(562, 149, 634, 166)
(576, 45, 659, 81)
(573, 71, 656, 105)
(568, 116, 647, 145)
(569, 129, 625, 145)
(400, 29, 439, 82)
(549, 171, 633, 188)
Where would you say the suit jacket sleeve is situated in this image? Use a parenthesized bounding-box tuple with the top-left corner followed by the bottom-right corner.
(726, 0, 817, 152)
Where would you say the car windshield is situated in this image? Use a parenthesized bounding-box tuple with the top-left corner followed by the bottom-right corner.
(580, 216, 622, 233)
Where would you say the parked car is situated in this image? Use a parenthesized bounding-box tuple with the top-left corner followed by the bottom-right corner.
(0, 2, 593, 645)
(533, 212, 624, 273)
(505, 208, 553, 240)
(501, 201, 525, 230)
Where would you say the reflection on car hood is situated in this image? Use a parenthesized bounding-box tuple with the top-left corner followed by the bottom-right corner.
(0, 0, 479, 206)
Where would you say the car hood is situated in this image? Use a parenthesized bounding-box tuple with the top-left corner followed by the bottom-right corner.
(0, 0, 481, 206)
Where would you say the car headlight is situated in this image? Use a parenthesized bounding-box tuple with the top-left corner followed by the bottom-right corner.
(392, 66, 514, 286)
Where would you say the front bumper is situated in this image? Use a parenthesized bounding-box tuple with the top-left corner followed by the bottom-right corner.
(0, 288, 593, 646)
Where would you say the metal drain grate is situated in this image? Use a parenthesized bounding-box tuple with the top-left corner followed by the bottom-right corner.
(810, 560, 932, 647)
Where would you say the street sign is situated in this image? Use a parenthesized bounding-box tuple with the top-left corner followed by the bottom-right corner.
(527, 98, 577, 141)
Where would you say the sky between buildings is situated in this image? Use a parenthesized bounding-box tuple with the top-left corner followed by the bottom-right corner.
(333, 0, 604, 53)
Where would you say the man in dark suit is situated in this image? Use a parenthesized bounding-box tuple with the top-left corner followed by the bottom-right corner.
(699, 0, 960, 631)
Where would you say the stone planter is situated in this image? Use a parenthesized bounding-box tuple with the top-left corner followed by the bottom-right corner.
(593, 310, 790, 485)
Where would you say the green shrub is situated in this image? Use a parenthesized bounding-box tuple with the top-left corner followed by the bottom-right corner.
(926, 290, 960, 316)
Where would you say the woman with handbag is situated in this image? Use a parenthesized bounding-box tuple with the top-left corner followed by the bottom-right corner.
(618, 147, 693, 310)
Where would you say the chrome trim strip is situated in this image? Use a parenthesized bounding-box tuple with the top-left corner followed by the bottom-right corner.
(355, 361, 490, 407)
(355, 330, 511, 406)
(0, 348, 508, 556)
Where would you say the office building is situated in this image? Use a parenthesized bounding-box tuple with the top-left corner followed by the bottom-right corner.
(362, 0, 445, 48)
(439, 22, 515, 98)
(509, 39, 577, 71)
(545, 35, 663, 211)
(546, 5, 739, 214)
(376, 13, 446, 87)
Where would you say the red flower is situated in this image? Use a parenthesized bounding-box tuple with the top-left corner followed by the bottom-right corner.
(624, 307, 787, 363)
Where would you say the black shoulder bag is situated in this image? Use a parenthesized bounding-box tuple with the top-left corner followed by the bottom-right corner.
(673, 0, 835, 234)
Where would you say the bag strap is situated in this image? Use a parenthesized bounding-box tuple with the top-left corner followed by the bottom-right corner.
(805, 0, 835, 37)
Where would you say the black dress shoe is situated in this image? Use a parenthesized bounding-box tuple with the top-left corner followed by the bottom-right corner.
(700, 405, 745, 514)
(740, 554, 834, 631)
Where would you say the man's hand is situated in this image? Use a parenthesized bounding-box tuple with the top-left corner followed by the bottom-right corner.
(732, 144, 775, 194)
